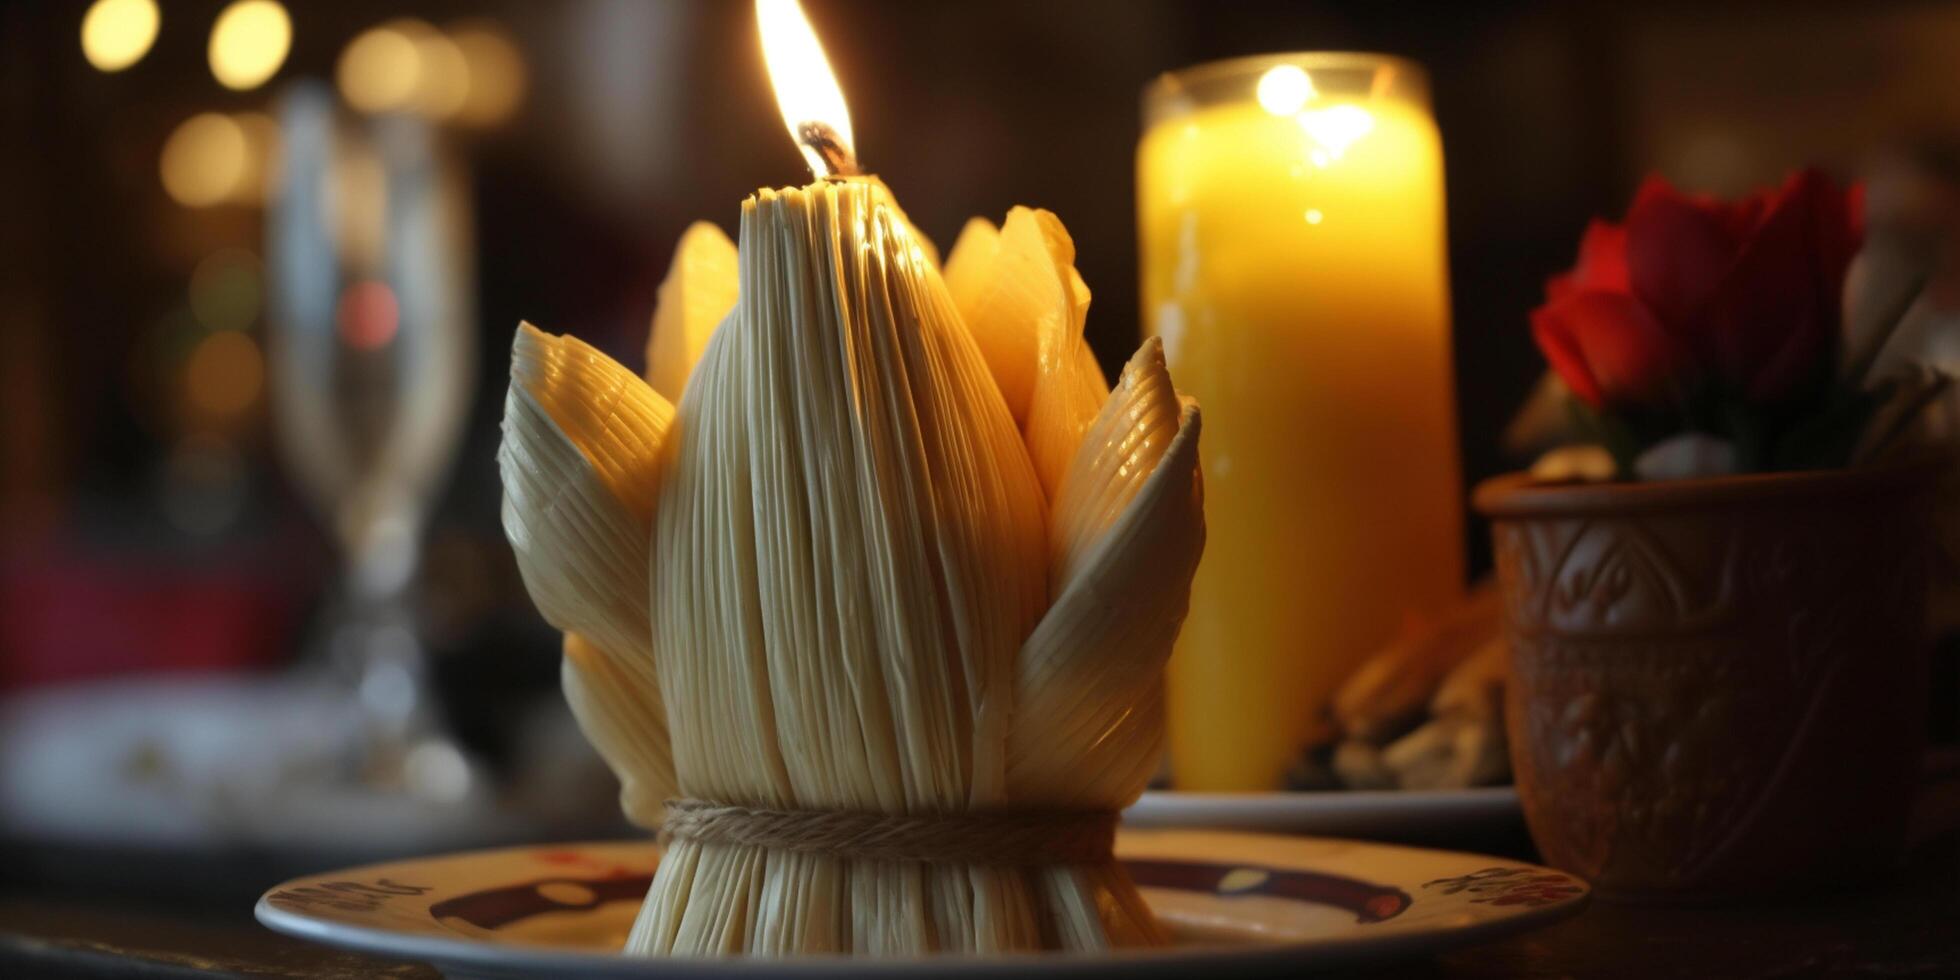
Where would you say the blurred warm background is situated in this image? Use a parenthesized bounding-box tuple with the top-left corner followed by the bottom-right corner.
(4, 0, 1958, 904)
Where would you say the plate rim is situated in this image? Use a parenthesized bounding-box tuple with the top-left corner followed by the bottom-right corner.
(1121, 786, 1523, 833)
(1129, 785, 1521, 808)
(255, 832, 1587, 977)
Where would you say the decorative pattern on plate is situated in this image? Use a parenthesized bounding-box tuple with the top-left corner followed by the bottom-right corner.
(416, 857, 1417, 935)
(1421, 867, 1584, 907)
(265, 879, 432, 916)
(1126, 860, 1409, 923)
(255, 831, 1590, 978)
(432, 874, 650, 931)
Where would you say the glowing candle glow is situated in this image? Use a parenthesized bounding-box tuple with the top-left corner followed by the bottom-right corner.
(1139, 54, 1464, 791)
(756, 0, 857, 177)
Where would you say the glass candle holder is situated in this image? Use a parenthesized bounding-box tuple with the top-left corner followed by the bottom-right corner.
(1139, 53, 1464, 791)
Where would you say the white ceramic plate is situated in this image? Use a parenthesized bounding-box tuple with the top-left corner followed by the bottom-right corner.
(256, 829, 1585, 978)
(1123, 788, 1522, 841)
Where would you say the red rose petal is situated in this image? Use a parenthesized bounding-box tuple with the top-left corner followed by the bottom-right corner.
(1532, 303, 1605, 408)
(1627, 175, 1747, 332)
(1544, 169, 1860, 413)
(1532, 290, 1686, 409)
(1804, 172, 1862, 317)
(1572, 219, 1630, 293)
(1714, 188, 1770, 241)
(1701, 170, 1848, 402)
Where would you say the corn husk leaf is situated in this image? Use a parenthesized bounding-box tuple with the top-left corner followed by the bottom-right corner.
(944, 208, 1103, 454)
(498, 323, 676, 799)
(562, 633, 675, 826)
(645, 222, 739, 403)
(1023, 315, 1109, 503)
(509, 322, 672, 523)
(1008, 337, 1203, 808)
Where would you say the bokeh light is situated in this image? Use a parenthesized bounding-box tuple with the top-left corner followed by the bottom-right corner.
(337, 22, 424, 114)
(412, 29, 471, 120)
(80, 0, 159, 73)
(208, 0, 291, 92)
(160, 113, 248, 208)
(336, 280, 400, 351)
(338, 18, 525, 124)
(183, 330, 265, 418)
(1256, 65, 1315, 116)
(449, 21, 526, 127)
(229, 111, 282, 205)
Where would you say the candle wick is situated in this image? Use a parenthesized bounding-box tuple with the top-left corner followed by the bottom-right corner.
(797, 120, 861, 178)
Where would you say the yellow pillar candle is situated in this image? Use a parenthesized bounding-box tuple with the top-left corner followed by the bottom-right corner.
(1138, 53, 1463, 790)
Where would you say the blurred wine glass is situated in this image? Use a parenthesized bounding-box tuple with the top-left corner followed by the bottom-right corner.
(266, 82, 477, 802)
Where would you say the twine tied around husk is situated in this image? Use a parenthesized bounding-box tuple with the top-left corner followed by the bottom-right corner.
(658, 799, 1119, 866)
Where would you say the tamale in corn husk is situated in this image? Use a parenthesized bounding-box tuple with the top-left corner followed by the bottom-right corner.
(498, 178, 1202, 956)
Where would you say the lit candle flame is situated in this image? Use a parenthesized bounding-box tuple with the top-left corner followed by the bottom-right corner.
(756, 0, 857, 177)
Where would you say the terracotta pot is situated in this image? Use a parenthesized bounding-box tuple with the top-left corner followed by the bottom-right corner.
(1473, 463, 1938, 901)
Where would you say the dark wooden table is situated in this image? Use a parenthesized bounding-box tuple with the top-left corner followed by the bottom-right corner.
(4, 831, 1958, 980)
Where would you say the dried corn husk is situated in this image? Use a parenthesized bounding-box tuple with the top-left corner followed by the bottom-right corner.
(562, 633, 675, 826)
(1331, 582, 1500, 743)
(499, 179, 1202, 958)
(497, 323, 678, 816)
(499, 324, 671, 663)
(644, 222, 739, 403)
(1384, 636, 1511, 792)
(642, 178, 1057, 955)
(1430, 637, 1508, 724)
(943, 208, 1101, 448)
(1332, 740, 1396, 790)
(1009, 339, 1202, 809)
(1381, 715, 1507, 790)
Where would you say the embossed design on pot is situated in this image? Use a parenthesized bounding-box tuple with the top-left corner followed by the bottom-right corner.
(1476, 465, 1935, 900)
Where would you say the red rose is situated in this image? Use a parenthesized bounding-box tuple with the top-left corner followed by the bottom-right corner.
(1532, 170, 1863, 410)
